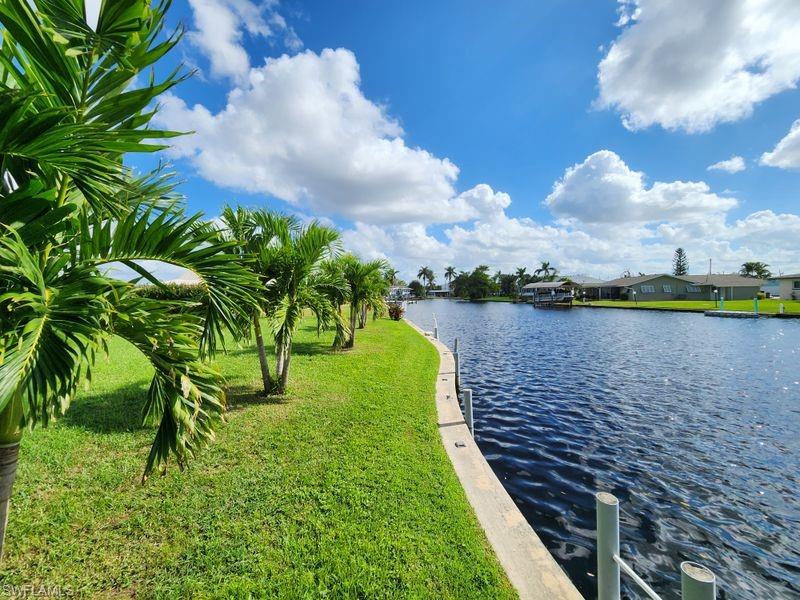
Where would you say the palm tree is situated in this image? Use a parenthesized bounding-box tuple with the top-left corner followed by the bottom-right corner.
(444, 266, 456, 284)
(342, 256, 389, 348)
(219, 206, 298, 394)
(417, 266, 434, 289)
(384, 267, 399, 286)
(739, 261, 772, 279)
(359, 269, 389, 328)
(269, 223, 345, 393)
(0, 0, 259, 557)
(535, 261, 556, 280)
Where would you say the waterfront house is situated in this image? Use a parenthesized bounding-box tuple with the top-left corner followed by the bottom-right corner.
(595, 274, 764, 301)
(566, 275, 606, 300)
(773, 273, 800, 300)
(387, 286, 413, 300)
(686, 274, 764, 301)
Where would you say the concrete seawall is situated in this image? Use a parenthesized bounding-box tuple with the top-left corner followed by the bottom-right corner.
(406, 319, 583, 600)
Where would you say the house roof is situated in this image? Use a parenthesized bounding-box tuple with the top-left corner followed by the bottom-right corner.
(686, 274, 765, 287)
(521, 280, 575, 290)
(774, 273, 800, 279)
(600, 274, 695, 287)
(565, 274, 605, 286)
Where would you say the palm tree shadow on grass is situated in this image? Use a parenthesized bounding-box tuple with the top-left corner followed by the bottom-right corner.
(62, 335, 333, 432)
(61, 381, 151, 433)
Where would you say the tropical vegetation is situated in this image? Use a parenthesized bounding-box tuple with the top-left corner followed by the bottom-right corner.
(0, 0, 398, 561)
(740, 261, 772, 279)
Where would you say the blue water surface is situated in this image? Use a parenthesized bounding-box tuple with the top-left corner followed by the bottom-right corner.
(405, 301, 800, 599)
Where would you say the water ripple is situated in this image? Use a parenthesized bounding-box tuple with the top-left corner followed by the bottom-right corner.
(407, 301, 800, 599)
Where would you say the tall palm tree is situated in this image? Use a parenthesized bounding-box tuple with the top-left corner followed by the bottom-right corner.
(535, 261, 556, 280)
(417, 266, 434, 289)
(0, 0, 259, 557)
(343, 256, 389, 348)
(268, 223, 345, 393)
(444, 266, 456, 284)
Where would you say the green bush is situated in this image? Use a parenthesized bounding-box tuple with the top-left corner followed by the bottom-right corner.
(135, 282, 207, 302)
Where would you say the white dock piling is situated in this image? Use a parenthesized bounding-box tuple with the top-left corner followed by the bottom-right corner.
(463, 388, 473, 436)
(681, 562, 716, 600)
(596, 492, 621, 600)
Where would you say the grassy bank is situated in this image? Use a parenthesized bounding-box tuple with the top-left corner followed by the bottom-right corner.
(1, 319, 514, 599)
(475, 296, 514, 303)
(583, 299, 800, 314)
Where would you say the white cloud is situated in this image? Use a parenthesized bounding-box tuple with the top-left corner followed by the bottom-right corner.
(707, 156, 746, 174)
(544, 150, 736, 225)
(760, 119, 800, 169)
(157, 48, 493, 225)
(343, 154, 800, 282)
(186, 0, 301, 83)
(597, 0, 800, 132)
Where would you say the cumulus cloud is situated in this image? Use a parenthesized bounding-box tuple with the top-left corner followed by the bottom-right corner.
(157, 49, 499, 225)
(187, 0, 301, 82)
(343, 153, 800, 282)
(597, 0, 800, 132)
(760, 119, 800, 169)
(544, 151, 736, 225)
(707, 156, 746, 173)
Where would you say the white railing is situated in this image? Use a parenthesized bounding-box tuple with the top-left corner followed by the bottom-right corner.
(597, 492, 716, 600)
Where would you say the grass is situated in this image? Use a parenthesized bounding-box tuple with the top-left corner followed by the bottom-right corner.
(474, 296, 514, 303)
(1, 319, 514, 599)
(583, 298, 800, 314)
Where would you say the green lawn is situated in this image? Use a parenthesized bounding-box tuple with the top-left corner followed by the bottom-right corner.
(1, 319, 514, 599)
(583, 299, 800, 314)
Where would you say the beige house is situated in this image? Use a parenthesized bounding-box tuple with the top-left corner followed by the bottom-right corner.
(774, 274, 800, 300)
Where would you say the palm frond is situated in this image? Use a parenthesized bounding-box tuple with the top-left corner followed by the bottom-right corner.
(77, 204, 261, 356)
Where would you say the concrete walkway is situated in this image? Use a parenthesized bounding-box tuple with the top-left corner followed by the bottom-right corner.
(407, 320, 583, 600)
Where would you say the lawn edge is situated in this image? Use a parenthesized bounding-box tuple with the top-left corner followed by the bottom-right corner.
(403, 318, 584, 600)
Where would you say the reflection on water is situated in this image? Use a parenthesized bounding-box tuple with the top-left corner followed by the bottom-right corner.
(405, 300, 800, 599)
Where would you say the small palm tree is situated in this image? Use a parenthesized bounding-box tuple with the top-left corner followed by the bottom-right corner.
(384, 267, 399, 286)
(268, 223, 345, 393)
(219, 207, 299, 394)
(343, 256, 389, 348)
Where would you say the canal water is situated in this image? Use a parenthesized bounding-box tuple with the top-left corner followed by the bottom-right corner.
(405, 301, 799, 599)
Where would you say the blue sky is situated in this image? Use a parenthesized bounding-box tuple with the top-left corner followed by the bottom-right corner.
(124, 0, 800, 280)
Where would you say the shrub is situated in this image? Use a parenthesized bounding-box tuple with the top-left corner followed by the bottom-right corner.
(135, 282, 207, 302)
(388, 303, 405, 321)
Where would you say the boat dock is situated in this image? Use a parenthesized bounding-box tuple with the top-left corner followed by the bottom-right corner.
(704, 310, 759, 319)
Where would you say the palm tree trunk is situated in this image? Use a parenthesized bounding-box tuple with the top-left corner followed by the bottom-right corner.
(359, 304, 367, 329)
(275, 340, 285, 388)
(347, 303, 357, 348)
(0, 442, 19, 562)
(252, 313, 273, 394)
(279, 339, 292, 393)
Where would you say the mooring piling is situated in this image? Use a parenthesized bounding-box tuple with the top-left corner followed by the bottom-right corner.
(463, 388, 473, 436)
(596, 492, 716, 600)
